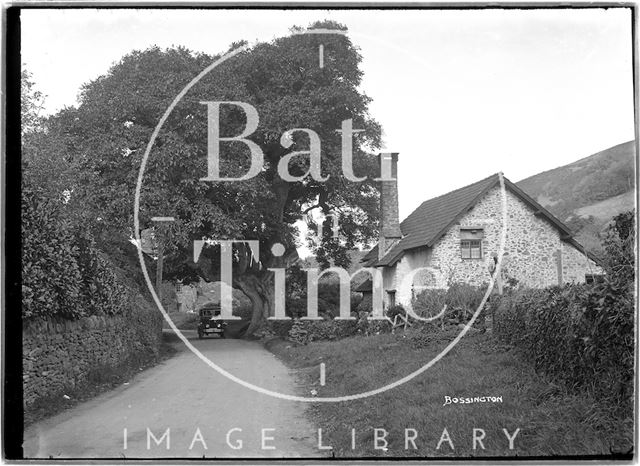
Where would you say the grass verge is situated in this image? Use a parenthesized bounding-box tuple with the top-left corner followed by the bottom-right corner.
(267, 326, 633, 459)
(24, 333, 178, 427)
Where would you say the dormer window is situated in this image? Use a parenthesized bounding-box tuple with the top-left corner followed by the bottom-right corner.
(460, 226, 484, 259)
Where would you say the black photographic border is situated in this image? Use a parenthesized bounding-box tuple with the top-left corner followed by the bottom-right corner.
(3, 3, 638, 462)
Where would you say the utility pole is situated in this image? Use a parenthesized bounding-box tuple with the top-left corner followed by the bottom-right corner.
(156, 235, 164, 301)
(154, 223, 170, 302)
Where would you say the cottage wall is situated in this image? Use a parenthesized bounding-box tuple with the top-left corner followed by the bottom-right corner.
(387, 248, 435, 306)
(389, 186, 602, 306)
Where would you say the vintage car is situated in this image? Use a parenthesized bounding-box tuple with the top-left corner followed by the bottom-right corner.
(197, 303, 227, 339)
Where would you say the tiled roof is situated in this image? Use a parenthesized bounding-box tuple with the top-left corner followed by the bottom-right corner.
(362, 173, 596, 267)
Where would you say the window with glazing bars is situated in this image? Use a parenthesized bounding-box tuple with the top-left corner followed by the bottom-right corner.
(461, 239, 482, 259)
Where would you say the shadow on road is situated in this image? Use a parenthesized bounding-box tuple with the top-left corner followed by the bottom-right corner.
(225, 320, 250, 338)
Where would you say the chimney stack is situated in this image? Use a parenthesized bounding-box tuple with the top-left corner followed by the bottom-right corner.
(378, 152, 402, 260)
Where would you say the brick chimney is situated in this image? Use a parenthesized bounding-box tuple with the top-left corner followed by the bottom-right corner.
(378, 152, 402, 260)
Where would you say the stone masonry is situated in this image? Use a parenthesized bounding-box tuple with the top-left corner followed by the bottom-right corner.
(388, 186, 602, 306)
(22, 294, 162, 408)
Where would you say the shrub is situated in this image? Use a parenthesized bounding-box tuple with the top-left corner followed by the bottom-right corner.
(75, 232, 134, 317)
(492, 283, 633, 404)
(386, 304, 406, 319)
(285, 316, 393, 344)
(412, 282, 488, 323)
(286, 319, 360, 345)
(317, 282, 362, 317)
(411, 288, 447, 318)
(361, 319, 392, 336)
(22, 186, 84, 319)
(601, 210, 635, 285)
(446, 282, 487, 313)
(22, 184, 137, 321)
(285, 296, 308, 319)
(269, 320, 294, 339)
(491, 210, 636, 405)
(285, 280, 363, 320)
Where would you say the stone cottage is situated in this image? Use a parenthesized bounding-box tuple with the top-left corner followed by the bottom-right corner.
(357, 153, 603, 309)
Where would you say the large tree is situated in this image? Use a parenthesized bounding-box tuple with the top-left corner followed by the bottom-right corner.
(45, 21, 383, 335)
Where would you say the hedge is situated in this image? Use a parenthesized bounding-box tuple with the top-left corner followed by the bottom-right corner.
(269, 317, 392, 345)
(412, 282, 488, 324)
(491, 283, 634, 403)
(22, 185, 135, 320)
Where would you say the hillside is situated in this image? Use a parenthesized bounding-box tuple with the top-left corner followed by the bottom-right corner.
(517, 140, 636, 252)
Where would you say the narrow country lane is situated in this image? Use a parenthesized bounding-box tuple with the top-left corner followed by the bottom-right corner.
(23, 333, 323, 459)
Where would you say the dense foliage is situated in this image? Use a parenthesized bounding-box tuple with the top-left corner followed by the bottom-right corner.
(492, 210, 635, 405)
(22, 184, 82, 319)
(286, 319, 358, 344)
(282, 318, 391, 345)
(492, 283, 633, 403)
(22, 183, 136, 320)
(412, 282, 488, 322)
(21, 70, 139, 321)
(35, 21, 383, 336)
(283, 265, 363, 319)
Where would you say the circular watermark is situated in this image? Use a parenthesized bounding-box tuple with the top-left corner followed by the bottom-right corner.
(134, 29, 509, 403)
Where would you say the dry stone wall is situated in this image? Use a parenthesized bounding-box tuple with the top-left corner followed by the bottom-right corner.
(22, 294, 162, 407)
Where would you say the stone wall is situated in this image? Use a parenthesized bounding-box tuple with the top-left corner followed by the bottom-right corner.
(22, 294, 163, 408)
(390, 186, 602, 306)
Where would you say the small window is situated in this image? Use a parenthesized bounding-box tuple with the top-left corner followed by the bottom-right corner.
(461, 239, 482, 259)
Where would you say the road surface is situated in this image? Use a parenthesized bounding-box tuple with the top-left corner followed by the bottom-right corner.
(23, 332, 323, 459)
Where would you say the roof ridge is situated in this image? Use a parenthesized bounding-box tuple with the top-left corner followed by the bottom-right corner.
(401, 173, 501, 225)
(363, 171, 601, 268)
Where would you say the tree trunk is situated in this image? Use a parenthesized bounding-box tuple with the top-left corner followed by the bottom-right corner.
(235, 275, 274, 339)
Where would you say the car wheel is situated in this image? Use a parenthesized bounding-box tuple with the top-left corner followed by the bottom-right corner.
(220, 333, 226, 339)
(197, 330, 203, 339)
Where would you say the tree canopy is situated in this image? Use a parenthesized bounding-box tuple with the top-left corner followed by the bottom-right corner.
(40, 21, 384, 335)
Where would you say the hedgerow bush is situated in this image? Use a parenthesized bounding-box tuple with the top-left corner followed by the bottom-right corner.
(492, 210, 635, 404)
(412, 282, 488, 323)
(270, 320, 294, 339)
(411, 289, 447, 318)
(287, 319, 359, 344)
(22, 186, 83, 319)
(492, 283, 633, 403)
(22, 185, 135, 320)
(75, 232, 134, 317)
(283, 316, 392, 345)
(385, 304, 406, 319)
(312, 282, 363, 318)
(362, 319, 392, 336)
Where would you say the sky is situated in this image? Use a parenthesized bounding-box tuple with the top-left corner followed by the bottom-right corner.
(21, 7, 635, 227)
